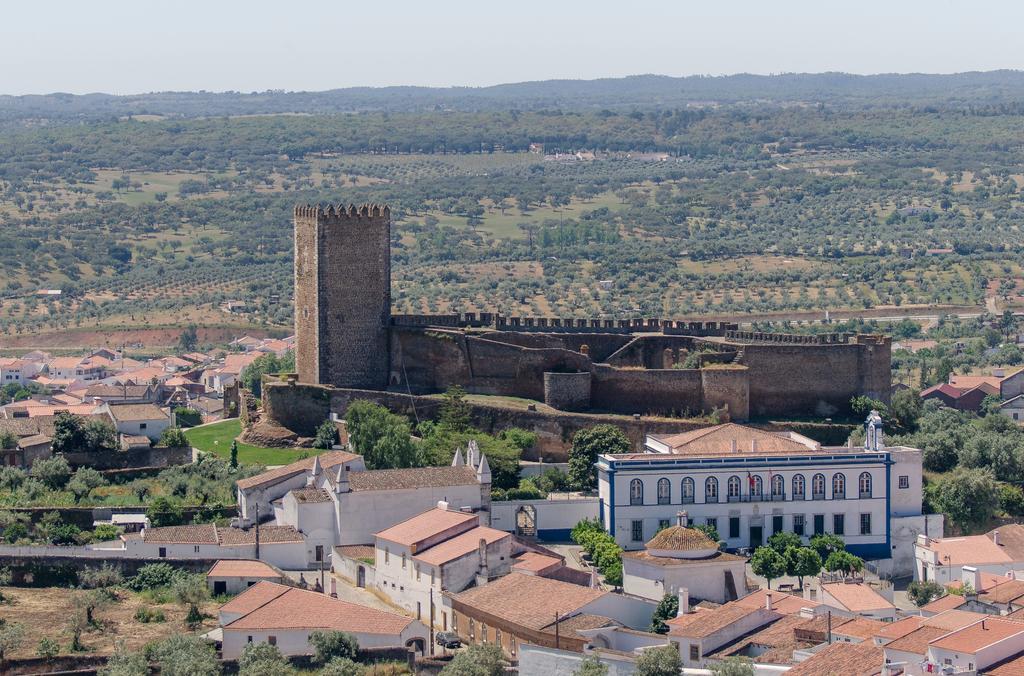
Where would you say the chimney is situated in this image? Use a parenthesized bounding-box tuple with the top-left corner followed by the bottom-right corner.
(677, 511, 688, 528)
(962, 566, 980, 592)
(677, 589, 690, 616)
(437, 500, 450, 511)
(478, 538, 489, 576)
(995, 530, 1001, 546)
(334, 465, 350, 494)
(765, 592, 773, 611)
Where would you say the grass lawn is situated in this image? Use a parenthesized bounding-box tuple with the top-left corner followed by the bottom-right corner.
(185, 419, 311, 466)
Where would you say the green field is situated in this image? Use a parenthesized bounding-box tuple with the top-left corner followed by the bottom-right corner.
(185, 419, 310, 465)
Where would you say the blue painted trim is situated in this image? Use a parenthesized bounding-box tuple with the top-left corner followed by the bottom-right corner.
(847, 542, 890, 560)
(607, 467, 616, 539)
(884, 458, 892, 558)
(605, 455, 886, 472)
(537, 528, 574, 541)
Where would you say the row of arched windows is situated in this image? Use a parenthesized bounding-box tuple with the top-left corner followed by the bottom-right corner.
(628, 472, 871, 505)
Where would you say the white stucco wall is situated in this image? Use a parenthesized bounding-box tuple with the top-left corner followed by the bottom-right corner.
(622, 556, 747, 604)
(222, 621, 428, 659)
(208, 574, 282, 595)
(336, 484, 484, 546)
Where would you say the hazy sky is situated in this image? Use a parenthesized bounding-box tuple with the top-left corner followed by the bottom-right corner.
(4, 0, 1024, 95)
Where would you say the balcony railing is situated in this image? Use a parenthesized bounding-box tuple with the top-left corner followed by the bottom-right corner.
(682, 496, 695, 504)
(812, 492, 825, 500)
(859, 491, 872, 499)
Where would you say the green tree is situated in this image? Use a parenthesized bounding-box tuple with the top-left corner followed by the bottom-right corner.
(809, 533, 845, 561)
(649, 593, 679, 634)
(313, 420, 339, 449)
(171, 573, 209, 626)
(907, 580, 945, 607)
(936, 467, 1000, 532)
(320, 657, 365, 676)
(824, 550, 864, 575)
(148, 634, 220, 676)
(1000, 484, 1024, 516)
(239, 641, 290, 676)
(240, 351, 295, 398)
(36, 636, 59, 659)
(50, 411, 86, 455)
(694, 522, 719, 543)
(309, 630, 359, 664)
(83, 418, 117, 453)
(230, 440, 239, 468)
(178, 325, 199, 353)
(0, 620, 24, 668)
(146, 495, 184, 527)
(786, 547, 822, 589)
(99, 641, 148, 676)
(160, 427, 189, 448)
(345, 401, 419, 470)
(710, 657, 755, 676)
(766, 531, 801, 556)
(574, 655, 610, 676)
(750, 546, 788, 589)
(569, 425, 630, 491)
(634, 645, 682, 676)
(439, 385, 473, 432)
(440, 643, 506, 676)
(30, 454, 71, 489)
(67, 466, 107, 502)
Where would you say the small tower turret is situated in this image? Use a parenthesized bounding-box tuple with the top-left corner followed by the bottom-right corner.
(865, 410, 884, 451)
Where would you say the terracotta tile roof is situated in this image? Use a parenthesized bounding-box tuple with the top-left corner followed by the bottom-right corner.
(884, 626, 954, 655)
(646, 423, 820, 457)
(948, 570, 1012, 592)
(820, 582, 895, 613)
(950, 374, 1004, 390)
(985, 650, 1024, 675)
(921, 594, 968, 614)
(542, 613, 617, 637)
(921, 383, 964, 398)
(709, 614, 812, 664)
(208, 559, 281, 579)
(922, 526, 1024, 565)
(875, 615, 926, 641)
(981, 579, 1024, 605)
(142, 524, 302, 545)
(219, 579, 289, 615)
(290, 487, 332, 503)
(105, 403, 167, 422)
(794, 614, 853, 642)
(17, 433, 51, 448)
(235, 450, 361, 489)
(449, 572, 606, 631)
(225, 583, 416, 634)
(621, 549, 746, 566)
(832, 617, 888, 640)
(414, 526, 510, 566)
(667, 603, 761, 639)
(374, 508, 478, 549)
(930, 617, 1024, 653)
(786, 641, 883, 676)
(336, 545, 375, 560)
(735, 588, 819, 615)
(645, 525, 717, 551)
(222, 353, 258, 375)
(84, 384, 152, 398)
(512, 552, 564, 575)
(347, 466, 479, 492)
(924, 609, 990, 631)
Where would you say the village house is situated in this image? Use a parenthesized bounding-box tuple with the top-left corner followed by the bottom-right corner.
(83, 383, 158, 404)
(207, 559, 286, 595)
(813, 580, 897, 620)
(121, 523, 310, 569)
(444, 572, 655, 659)
(372, 504, 512, 624)
(0, 357, 40, 384)
(597, 414, 930, 574)
(621, 511, 747, 604)
(915, 525, 1024, 585)
(218, 581, 428, 659)
(101, 402, 170, 441)
(786, 641, 884, 675)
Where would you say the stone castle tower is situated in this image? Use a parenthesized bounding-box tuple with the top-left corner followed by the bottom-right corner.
(293, 203, 391, 389)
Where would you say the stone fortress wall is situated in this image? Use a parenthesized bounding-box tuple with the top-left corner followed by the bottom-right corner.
(284, 203, 891, 427)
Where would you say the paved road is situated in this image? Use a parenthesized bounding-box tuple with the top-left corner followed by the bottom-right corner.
(279, 568, 404, 615)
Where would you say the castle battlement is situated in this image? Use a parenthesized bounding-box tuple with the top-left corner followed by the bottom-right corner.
(724, 330, 891, 346)
(390, 313, 738, 336)
(293, 203, 391, 224)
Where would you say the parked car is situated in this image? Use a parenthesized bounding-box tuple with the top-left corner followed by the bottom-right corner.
(435, 632, 461, 649)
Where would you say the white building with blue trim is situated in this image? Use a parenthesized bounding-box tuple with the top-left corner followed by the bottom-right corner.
(596, 414, 933, 570)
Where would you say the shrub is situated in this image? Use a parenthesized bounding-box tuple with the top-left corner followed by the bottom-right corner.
(48, 522, 82, 546)
(92, 524, 122, 542)
(29, 456, 71, 490)
(321, 657, 365, 676)
(172, 408, 202, 428)
(146, 496, 184, 527)
(907, 580, 946, 607)
(160, 428, 189, 448)
(67, 466, 107, 502)
(309, 630, 359, 664)
(36, 636, 59, 659)
(2, 522, 27, 544)
(80, 563, 123, 589)
(126, 562, 186, 591)
(238, 641, 290, 676)
(313, 419, 340, 449)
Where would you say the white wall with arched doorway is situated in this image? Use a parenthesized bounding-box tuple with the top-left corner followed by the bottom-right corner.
(332, 545, 376, 588)
(490, 496, 600, 540)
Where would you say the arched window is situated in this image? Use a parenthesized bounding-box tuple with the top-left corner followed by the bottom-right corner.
(630, 479, 644, 505)
(751, 475, 763, 499)
(859, 472, 872, 498)
(657, 478, 671, 505)
(705, 477, 719, 503)
(771, 474, 785, 499)
(812, 473, 826, 500)
(792, 474, 805, 499)
(682, 477, 695, 504)
(727, 476, 741, 500)
(832, 473, 846, 499)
